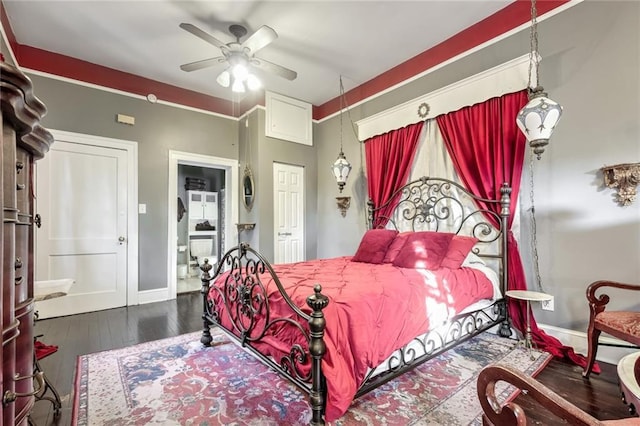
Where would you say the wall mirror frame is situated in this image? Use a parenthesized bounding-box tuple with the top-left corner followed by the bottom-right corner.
(242, 165, 255, 212)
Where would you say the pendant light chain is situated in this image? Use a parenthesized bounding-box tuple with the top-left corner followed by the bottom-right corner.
(339, 76, 345, 154)
(244, 114, 251, 167)
(527, 0, 540, 89)
(529, 154, 545, 293)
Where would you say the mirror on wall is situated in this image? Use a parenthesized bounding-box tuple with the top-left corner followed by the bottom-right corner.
(242, 165, 255, 212)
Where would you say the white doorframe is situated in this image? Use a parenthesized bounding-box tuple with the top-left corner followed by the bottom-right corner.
(167, 150, 238, 300)
(47, 129, 139, 306)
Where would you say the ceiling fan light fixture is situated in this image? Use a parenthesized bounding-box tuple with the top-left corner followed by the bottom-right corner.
(246, 74, 261, 91)
(180, 23, 296, 93)
(232, 78, 246, 93)
(216, 70, 231, 88)
(231, 63, 249, 81)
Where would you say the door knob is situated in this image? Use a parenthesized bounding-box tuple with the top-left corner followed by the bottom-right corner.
(118, 236, 126, 244)
(277, 232, 292, 236)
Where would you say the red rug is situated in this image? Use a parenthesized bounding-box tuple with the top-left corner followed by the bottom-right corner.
(72, 329, 551, 425)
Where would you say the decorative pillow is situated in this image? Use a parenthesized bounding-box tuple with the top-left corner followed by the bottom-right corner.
(393, 231, 454, 269)
(351, 229, 398, 264)
(382, 232, 411, 263)
(441, 235, 479, 269)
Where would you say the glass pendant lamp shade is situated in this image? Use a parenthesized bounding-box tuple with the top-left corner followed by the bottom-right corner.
(216, 70, 231, 88)
(231, 63, 249, 82)
(331, 150, 351, 193)
(516, 86, 563, 159)
(231, 78, 246, 93)
(246, 74, 261, 91)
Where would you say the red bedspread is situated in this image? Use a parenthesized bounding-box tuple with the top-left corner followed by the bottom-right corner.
(208, 256, 495, 421)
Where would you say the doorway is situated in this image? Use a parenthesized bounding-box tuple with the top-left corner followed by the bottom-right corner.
(177, 165, 225, 293)
(273, 162, 305, 264)
(167, 151, 238, 298)
(35, 130, 138, 319)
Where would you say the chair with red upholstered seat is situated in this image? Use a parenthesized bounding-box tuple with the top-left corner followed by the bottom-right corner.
(583, 280, 640, 379)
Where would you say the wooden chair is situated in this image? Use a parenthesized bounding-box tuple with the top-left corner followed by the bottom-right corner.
(583, 280, 640, 379)
(477, 364, 640, 425)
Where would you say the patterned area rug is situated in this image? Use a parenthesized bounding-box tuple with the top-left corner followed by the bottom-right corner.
(72, 330, 551, 425)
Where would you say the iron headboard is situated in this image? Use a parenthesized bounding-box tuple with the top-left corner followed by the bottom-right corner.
(366, 176, 511, 295)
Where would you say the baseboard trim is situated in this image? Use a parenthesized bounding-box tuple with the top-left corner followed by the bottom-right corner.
(136, 288, 170, 305)
(538, 323, 637, 366)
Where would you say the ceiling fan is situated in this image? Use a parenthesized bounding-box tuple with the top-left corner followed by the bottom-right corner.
(179, 23, 297, 93)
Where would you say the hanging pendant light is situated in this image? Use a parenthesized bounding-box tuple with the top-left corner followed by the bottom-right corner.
(516, 0, 563, 160)
(332, 150, 351, 193)
(331, 76, 352, 192)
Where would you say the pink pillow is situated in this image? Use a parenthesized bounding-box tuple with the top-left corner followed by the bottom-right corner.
(392, 231, 454, 269)
(383, 232, 411, 263)
(351, 229, 398, 264)
(440, 235, 478, 269)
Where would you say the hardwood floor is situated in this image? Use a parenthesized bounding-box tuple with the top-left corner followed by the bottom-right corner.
(29, 292, 635, 425)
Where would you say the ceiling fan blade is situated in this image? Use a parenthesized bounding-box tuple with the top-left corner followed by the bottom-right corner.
(180, 57, 226, 72)
(179, 23, 227, 51)
(241, 25, 278, 55)
(252, 57, 297, 81)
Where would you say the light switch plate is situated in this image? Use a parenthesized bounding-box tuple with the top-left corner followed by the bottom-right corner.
(138, 204, 147, 214)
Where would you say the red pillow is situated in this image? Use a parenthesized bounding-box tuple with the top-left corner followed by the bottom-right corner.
(351, 229, 398, 264)
(383, 232, 411, 263)
(440, 235, 478, 269)
(392, 231, 454, 269)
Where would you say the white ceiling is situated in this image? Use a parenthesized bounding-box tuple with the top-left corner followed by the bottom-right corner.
(2, 0, 514, 107)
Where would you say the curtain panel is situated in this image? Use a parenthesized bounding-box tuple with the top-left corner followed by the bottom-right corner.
(436, 90, 593, 370)
(364, 122, 423, 228)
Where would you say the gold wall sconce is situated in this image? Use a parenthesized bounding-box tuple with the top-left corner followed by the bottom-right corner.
(601, 162, 640, 206)
(336, 196, 351, 217)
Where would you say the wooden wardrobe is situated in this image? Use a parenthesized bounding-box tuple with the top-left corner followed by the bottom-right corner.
(1, 60, 53, 425)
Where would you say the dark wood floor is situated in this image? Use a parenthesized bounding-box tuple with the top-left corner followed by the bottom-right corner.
(29, 292, 635, 425)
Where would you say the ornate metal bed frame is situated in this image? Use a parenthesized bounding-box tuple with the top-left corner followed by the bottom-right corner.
(199, 177, 513, 425)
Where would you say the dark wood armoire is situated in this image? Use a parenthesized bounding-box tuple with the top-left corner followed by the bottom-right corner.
(1, 60, 53, 425)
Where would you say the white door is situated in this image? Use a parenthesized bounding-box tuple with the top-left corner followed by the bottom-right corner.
(273, 163, 304, 264)
(35, 140, 129, 318)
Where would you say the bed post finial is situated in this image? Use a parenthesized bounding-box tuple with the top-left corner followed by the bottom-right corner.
(366, 199, 374, 229)
(307, 284, 329, 426)
(500, 183, 511, 217)
(200, 258, 213, 281)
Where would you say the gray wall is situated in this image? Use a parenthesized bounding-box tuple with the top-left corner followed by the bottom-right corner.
(28, 75, 238, 291)
(316, 110, 369, 258)
(237, 112, 260, 249)
(314, 1, 640, 334)
(23, 74, 318, 293)
(254, 108, 318, 262)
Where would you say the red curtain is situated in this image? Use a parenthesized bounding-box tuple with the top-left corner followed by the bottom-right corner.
(436, 90, 596, 371)
(365, 122, 423, 228)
